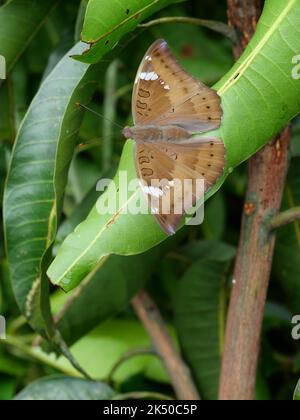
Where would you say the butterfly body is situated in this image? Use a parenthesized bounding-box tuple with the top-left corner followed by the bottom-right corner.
(127, 39, 226, 235)
(122, 125, 191, 143)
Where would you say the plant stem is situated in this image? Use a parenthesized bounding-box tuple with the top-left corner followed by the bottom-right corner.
(132, 289, 200, 400)
(2, 335, 76, 376)
(269, 207, 300, 231)
(139, 16, 237, 42)
(219, 0, 291, 400)
(107, 347, 155, 384)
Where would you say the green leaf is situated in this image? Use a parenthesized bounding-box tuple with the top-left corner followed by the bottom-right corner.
(14, 375, 115, 400)
(294, 378, 300, 401)
(201, 192, 226, 239)
(0, 82, 14, 141)
(0, 350, 26, 377)
(0, 375, 16, 400)
(48, 140, 166, 291)
(48, 0, 300, 291)
(216, 0, 300, 166)
(174, 259, 229, 400)
(0, 0, 61, 73)
(75, 0, 89, 42)
(180, 239, 236, 262)
(74, 0, 184, 63)
(3, 42, 101, 333)
(147, 6, 232, 85)
(273, 158, 300, 312)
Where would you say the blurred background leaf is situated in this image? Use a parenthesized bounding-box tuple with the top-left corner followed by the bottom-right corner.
(174, 256, 231, 400)
(14, 375, 115, 400)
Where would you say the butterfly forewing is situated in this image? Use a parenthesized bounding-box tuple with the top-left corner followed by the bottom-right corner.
(132, 39, 222, 133)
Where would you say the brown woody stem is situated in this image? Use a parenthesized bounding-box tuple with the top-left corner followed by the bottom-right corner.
(132, 289, 200, 400)
(219, 130, 290, 400)
(219, 0, 291, 400)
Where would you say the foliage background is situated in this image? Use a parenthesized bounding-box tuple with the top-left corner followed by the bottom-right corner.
(0, 0, 300, 400)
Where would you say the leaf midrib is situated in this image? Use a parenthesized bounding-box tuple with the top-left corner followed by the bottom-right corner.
(82, 0, 159, 43)
(52, 190, 138, 284)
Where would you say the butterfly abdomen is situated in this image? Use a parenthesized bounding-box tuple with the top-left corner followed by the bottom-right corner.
(160, 125, 191, 142)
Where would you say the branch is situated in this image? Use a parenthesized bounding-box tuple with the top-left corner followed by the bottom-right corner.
(139, 16, 237, 42)
(227, 0, 263, 57)
(107, 347, 155, 384)
(132, 289, 200, 400)
(269, 207, 300, 231)
(4, 335, 76, 376)
(219, 0, 291, 400)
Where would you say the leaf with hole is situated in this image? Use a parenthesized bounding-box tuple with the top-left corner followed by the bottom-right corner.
(74, 0, 185, 63)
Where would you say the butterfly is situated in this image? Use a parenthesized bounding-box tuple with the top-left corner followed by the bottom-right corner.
(123, 39, 225, 235)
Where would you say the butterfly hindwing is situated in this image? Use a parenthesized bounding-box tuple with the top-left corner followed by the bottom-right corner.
(135, 139, 225, 235)
(132, 39, 222, 133)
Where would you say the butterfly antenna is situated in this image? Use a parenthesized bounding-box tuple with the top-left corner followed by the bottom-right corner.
(76, 102, 123, 130)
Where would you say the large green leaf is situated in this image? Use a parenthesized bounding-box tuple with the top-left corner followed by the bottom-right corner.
(273, 158, 300, 312)
(49, 177, 180, 345)
(73, 0, 184, 63)
(174, 259, 228, 400)
(3, 43, 101, 333)
(180, 239, 236, 262)
(14, 375, 115, 400)
(0, 0, 60, 74)
(48, 0, 300, 291)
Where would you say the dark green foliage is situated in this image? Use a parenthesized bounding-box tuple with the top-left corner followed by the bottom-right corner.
(0, 0, 300, 400)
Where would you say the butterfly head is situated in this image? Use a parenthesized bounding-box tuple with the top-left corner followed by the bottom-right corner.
(122, 126, 135, 140)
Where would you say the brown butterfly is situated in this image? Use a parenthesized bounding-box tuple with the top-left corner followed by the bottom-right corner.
(123, 39, 225, 235)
